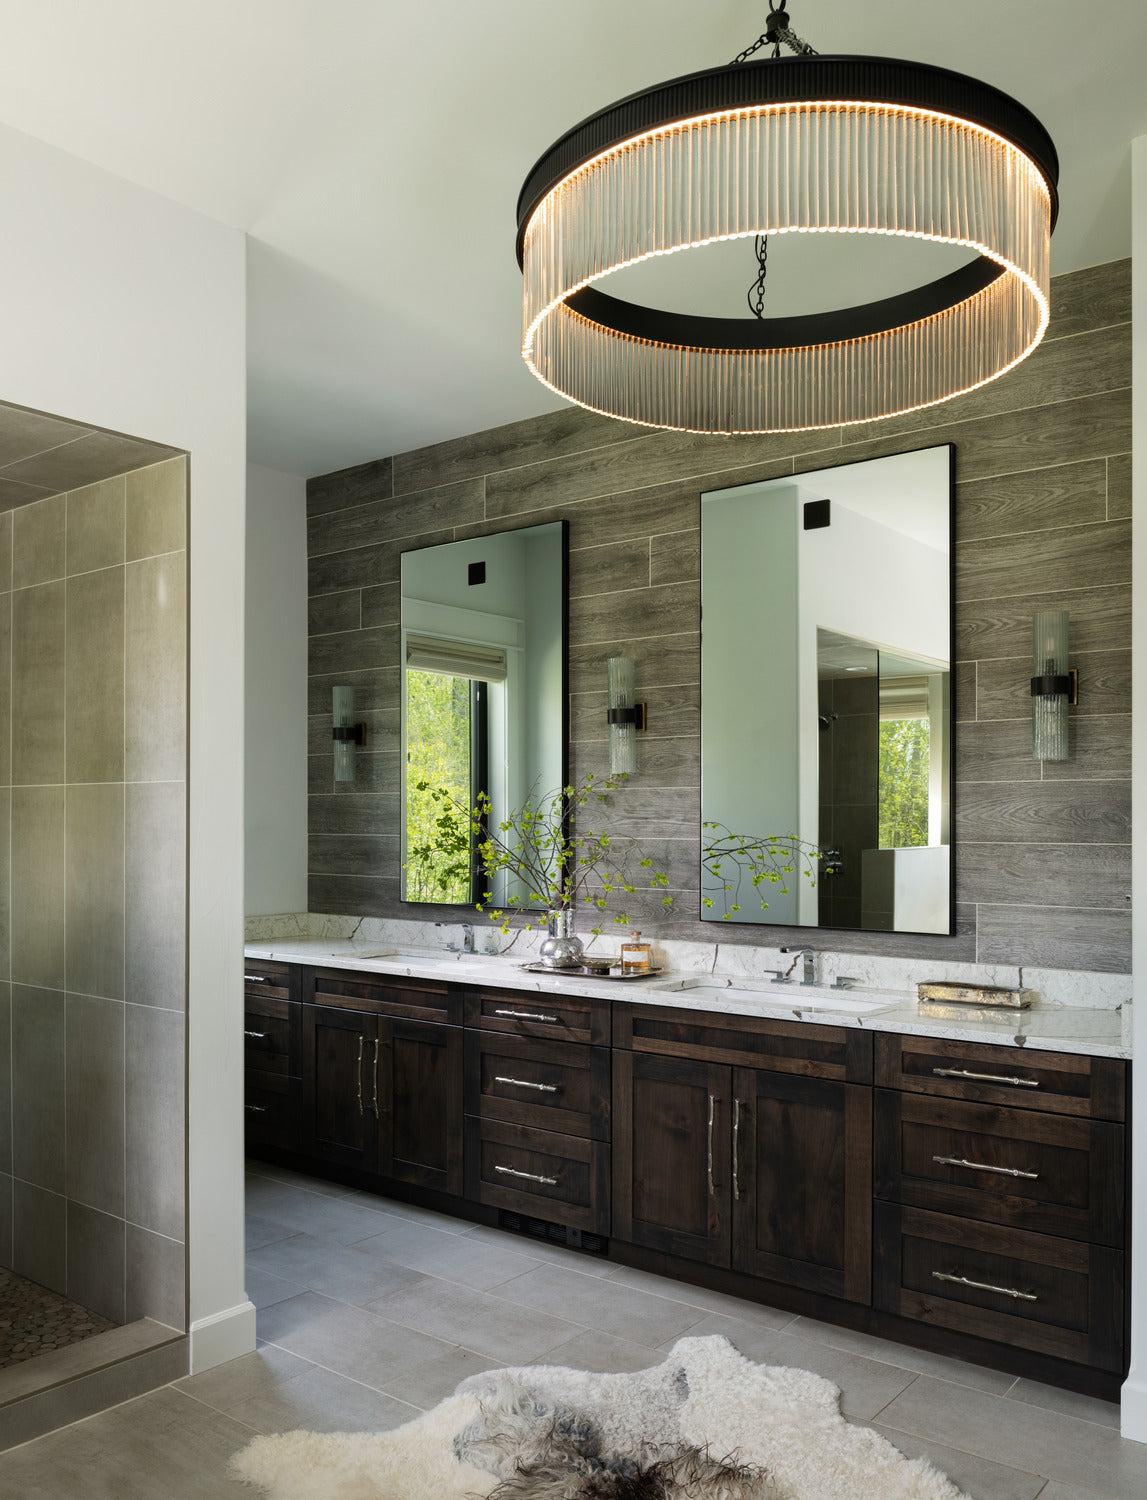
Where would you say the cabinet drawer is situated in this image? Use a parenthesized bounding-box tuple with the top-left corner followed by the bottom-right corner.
(465, 1116, 609, 1234)
(244, 960, 290, 1000)
(875, 1034, 1126, 1121)
(244, 1006, 292, 1073)
(245, 1075, 299, 1152)
(465, 988, 610, 1046)
(873, 1202, 1124, 1373)
(875, 1091, 1124, 1246)
(312, 967, 460, 1025)
(614, 1002, 872, 1083)
(465, 1032, 610, 1140)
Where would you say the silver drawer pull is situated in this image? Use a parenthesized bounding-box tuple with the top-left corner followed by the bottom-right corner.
(494, 1075, 559, 1094)
(933, 1068, 1039, 1088)
(244, 1029, 268, 1040)
(494, 1164, 558, 1186)
(932, 1270, 1037, 1302)
(245, 1104, 269, 1114)
(933, 1155, 1039, 1180)
(244, 973, 270, 984)
(494, 1009, 559, 1024)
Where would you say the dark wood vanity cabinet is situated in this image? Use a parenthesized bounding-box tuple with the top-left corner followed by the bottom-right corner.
(611, 1004, 873, 1303)
(299, 968, 464, 1196)
(247, 961, 1129, 1393)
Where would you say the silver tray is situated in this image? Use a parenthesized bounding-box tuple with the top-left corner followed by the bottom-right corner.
(519, 963, 664, 981)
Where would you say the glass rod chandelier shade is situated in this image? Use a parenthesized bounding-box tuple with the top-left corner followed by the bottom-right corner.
(517, 55, 1058, 434)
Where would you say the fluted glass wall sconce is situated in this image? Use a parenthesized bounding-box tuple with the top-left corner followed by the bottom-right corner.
(1031, 611, 1077, 762)
(332, 685, 366, 782)
(607, 657, 646, 775)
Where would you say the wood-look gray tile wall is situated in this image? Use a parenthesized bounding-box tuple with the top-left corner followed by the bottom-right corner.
(306, 260, 1132, 975)
(0, 455, 188, 1332)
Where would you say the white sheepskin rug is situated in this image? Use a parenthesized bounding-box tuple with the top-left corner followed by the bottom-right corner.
(230, 1334, 970, 1500)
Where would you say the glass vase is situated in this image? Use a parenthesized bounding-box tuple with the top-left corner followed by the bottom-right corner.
(538, 909, 584, 969)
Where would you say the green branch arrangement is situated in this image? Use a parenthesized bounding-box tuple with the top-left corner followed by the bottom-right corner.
(701, 822, 824, 920)
(410, 772, 674, 935)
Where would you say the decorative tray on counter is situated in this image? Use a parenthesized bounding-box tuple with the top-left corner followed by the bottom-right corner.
(918, 981, 1033, 1009)
(518, 963, 664, 981)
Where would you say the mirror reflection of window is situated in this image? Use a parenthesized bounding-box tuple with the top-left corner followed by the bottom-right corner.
(403, 668, 485, 905)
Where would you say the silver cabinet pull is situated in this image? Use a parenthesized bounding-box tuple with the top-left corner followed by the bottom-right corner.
(732, 1098, 744, 1202)
(494, 1075, 559, 1094)
(494, 1009, 559, 1024)
(245, 1104, 268, 1114)
(932, 1155, 1040, 1180)
(356, 1035, 364, 1117)
(707, 1095, 719, 1196)
(244, 973, 269, 983)
(244, 1029, 267, 1040)
(933, 1068, 1039, 1089)
(372, 1038, 381, 1119)
(932, 1270, 1037, 1302)
(494, 1164, 558, 1186)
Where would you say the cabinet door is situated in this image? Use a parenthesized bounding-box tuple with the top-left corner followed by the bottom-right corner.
(376, 1018, 463, 1196)
(732, 1068, 872, 1303)
(612, 1050, 731, 1266)
(301, 1004, 377, 1172)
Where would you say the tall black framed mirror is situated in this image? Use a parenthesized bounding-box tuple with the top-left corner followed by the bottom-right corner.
(399, 521, 567, 907)
(700, 446, 953, 935)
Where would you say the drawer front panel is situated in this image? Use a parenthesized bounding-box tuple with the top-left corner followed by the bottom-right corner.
(614, 1003, 871, 1083)
(466, 988, 610, 1046)
(466, 1032, 609, 1139)
(245, 1076, 299, 1152)
(244, 961, 290, 1000)
(312, 967, 460, 1025)
(875, 1034, 1126, 1121)
(874, 1202, 1123, 1373)
(875, 1091, 1124, 1245)
(244, 1008, 292, 1072)
(465, 1116, 609, 1234)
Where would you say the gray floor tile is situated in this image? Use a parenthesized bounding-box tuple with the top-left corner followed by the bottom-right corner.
(868, 1422, 1050, 1500)
(657, 1312, 786, 1364)
(788, 1314, 1020, 1396)
(606, 1264, 798, 1329)
(245, 1265, 309, 1311)
(346, 1192, 475, 1233)
(877, 1376, 1147, 1497)
(226, 1364, 420, 1435)
(245, 1213, 297, 1251)
(247, 1228, 428, 1306)
(246, 1163, 356, 1198)
(1039, 1485, 1116, 1499)
(175, 1346, 313, 1413)
(367, 1277, 581, 1363)
(1007, 1377, 1121, 1431)
(256, 1291, 456, 1391)
(376, 1344, 501, 1409)
(240, 1179, 398, 1244)
(460, 1222, 619, 1275)
(498, 1263, 707, 1347)
(536, 1329, 666, 1373)
(353, 1220, 544, 1289)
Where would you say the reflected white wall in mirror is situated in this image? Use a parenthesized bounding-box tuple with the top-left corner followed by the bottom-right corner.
(400, 522, 566, 907)
(700, 446, 953, 935)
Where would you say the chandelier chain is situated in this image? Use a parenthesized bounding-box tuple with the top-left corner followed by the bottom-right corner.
(747, 235, 769, 319)
(732, 3, 818, 65)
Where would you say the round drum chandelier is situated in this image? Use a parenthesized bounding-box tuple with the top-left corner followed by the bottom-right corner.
(516, 3, 1058, 435)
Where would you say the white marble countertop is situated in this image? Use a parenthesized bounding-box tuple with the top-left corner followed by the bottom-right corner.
(244, 939, 1132, 1060)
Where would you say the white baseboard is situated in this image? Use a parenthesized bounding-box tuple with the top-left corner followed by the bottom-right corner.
(1121, 1373, 1147, 1442)
(189, 1300, 257, 1374)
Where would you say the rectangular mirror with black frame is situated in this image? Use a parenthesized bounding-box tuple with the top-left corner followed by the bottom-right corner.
(700, 446, 953, 935)
(399, 521, 567, 908)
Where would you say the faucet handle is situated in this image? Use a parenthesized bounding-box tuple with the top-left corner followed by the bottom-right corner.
(833, 975, 860, 990)
(763, 968, 791, 984)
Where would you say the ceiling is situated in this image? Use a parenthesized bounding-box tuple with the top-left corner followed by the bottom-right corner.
(0, 1, 1142, 478)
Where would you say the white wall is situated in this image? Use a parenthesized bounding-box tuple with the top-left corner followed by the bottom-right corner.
(245, 463, 308, 916)
(1122, 132, 1147, 1441)
(0, 122, 249, 1373)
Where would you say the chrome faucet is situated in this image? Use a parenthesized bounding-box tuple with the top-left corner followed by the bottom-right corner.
(437, 922, 474, 953)
(780, 946, 819, 986)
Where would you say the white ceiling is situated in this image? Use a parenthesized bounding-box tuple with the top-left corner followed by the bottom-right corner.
(0, 1, 1142, 477)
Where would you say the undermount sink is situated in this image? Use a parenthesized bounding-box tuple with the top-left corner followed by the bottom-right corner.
(652, 977, 894, 1015)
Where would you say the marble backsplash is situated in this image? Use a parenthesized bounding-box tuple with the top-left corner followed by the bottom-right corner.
(245, 911, 1132, 1012)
